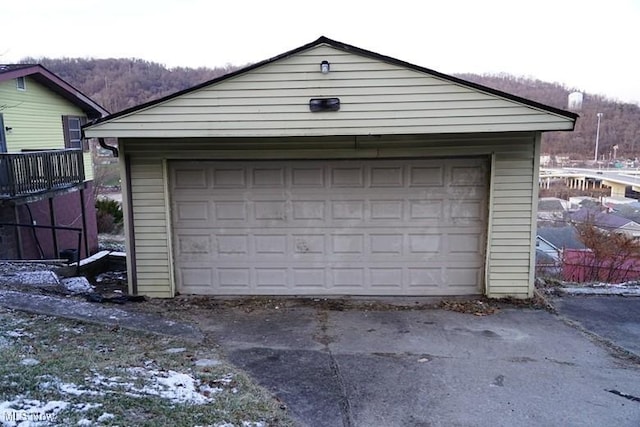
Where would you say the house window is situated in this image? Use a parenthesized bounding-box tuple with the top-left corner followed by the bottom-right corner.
(62, 116, 87, 151)
(16, 77, 26, 91)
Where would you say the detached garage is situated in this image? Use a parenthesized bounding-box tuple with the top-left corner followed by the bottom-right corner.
(84, 36, 576, 299)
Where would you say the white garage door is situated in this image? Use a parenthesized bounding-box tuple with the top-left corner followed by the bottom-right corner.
(170, 158, 488, 296)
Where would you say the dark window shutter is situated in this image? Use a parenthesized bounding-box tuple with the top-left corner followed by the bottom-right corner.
(80, 116, 89, 152)
(61, 115, 85, 151)
(61, 116, 71, 149)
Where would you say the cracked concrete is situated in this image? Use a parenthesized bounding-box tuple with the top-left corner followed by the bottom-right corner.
(197, 306, 640, 427)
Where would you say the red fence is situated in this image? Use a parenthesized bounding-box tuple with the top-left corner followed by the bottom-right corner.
(562, 249, 640, 283)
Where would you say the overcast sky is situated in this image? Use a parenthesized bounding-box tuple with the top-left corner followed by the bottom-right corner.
(3, 0, 638, 104)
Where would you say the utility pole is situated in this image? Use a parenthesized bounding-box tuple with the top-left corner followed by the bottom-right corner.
(594, 112, 603, 162)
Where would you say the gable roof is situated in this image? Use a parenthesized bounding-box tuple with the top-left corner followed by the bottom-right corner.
(0, 64, 109, 119)
(538, 197, 568, 212)
(569, 207, 637, 230)
(85, 36, 577, 138)
(537, 225, 586, 251)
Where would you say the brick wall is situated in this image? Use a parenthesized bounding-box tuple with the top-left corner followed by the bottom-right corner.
(0, 205, 19, 259)
(18, 182, 98, 260)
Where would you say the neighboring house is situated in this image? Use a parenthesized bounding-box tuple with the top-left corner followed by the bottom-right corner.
(535, 224, 586, 277)
(85, 36, 577, 299)
(537, 197, 569, 223)
(569, 207, 640, 238)
(568, 196, 599, 210)
(608, 201, 640, 225)
(536, 225, 586, 262)
(0, 64, 108, 260)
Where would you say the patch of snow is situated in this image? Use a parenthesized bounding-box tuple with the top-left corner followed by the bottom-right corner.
(58, 326, 84, 335)
(164, 347, 186, 354)
(4, 330, 33, 338)
(61, 277, 94, 294)
(73, 403, 102, 412)
(0, 337, 11, 349)
(122, 367, 221, 404)
(559, 287, 640, 296)
(242, 422, 266, 427)
(89, 374, 132, 389)
(0, 396, 68, 427)
(215, 373, 234, 385)
(20, 358, 39, 366)
(34, 368, 219, 408)
(76, 419, 92, 426)
(58, 381, 103, 397)
(9, 271, 61, 288)
(136, 370, 214, 404)
(194, 358, 221, 367)
(96, 413, 114, 422)
(200, 384, 224, 397)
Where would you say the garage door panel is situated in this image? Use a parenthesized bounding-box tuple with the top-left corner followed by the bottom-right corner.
(331, 167, 364, 187)
(292, 167, 325, 187)
(252, 167, 285, 187)
(177, 264, 483, 295)
(174, 229, 483, 260)
(171, 158, 488, 295)
(408, 166, 444, 186)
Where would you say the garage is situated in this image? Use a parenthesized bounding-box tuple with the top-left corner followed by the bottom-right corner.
(84, 36, 576, 298)
(170, 158, 488, 295)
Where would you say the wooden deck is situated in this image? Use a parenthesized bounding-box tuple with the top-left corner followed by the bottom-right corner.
(0, 149, 85, 199)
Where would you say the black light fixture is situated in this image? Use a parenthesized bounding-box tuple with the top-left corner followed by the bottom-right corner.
(309, 98, 340, 112)
(320, 60, 330, 74)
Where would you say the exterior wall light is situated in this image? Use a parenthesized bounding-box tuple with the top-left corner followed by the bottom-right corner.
(309, 98, 340, 112)
(320, 60, 330, 74)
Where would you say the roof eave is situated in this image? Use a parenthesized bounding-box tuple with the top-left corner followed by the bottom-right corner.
(1, 64, 109, 118)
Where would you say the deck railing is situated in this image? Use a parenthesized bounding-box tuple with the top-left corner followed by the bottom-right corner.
(0, 149, 85, 198)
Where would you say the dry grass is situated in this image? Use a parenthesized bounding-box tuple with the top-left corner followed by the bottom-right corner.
(0, 307, 292, 427)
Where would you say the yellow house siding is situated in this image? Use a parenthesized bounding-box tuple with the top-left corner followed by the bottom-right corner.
(86, 45, 575, 139)
(121, 133, 538, 298)
(0, 77, 93, 179)
(83, 152, 94, 180)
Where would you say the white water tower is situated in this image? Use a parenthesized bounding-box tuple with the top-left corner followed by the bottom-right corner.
(568, 92, 583, 111)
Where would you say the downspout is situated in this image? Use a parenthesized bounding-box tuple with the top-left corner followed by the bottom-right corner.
(98, 138, 118, 158)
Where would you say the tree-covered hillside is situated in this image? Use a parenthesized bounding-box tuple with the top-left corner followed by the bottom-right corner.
(457, 73, 640, 161)
(22, 58, 640, 160)
(21, 57, 238, 113)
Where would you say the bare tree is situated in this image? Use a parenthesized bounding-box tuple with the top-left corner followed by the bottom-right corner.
(570, 216, 640, 282)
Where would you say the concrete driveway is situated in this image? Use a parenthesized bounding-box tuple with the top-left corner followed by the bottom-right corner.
(554, 295, 640, 358)
(197, 305, 640, 427)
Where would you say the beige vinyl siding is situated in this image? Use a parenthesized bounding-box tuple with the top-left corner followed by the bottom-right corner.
(86, 45, 574, 139)
(486, 136, 538, 298)
(127, 158, 173, 297)
(0, 77, 94, 179)
(121, 133, 537, 298)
